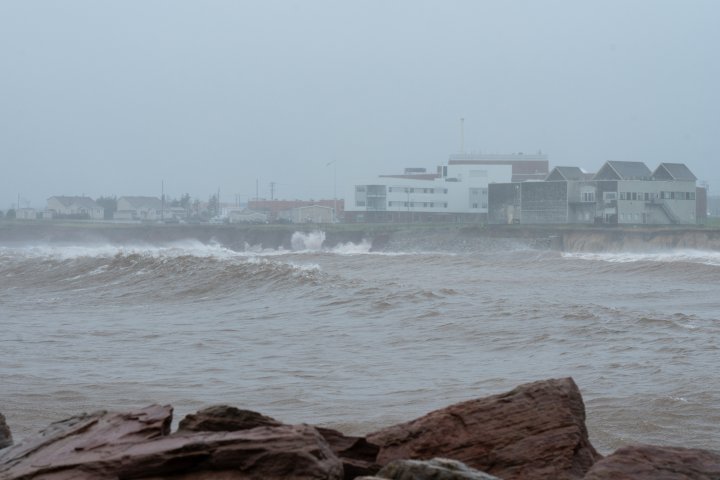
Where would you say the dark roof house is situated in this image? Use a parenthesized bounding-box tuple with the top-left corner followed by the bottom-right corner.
(593, 161, 652, 181)
(652, 163, 697, 182)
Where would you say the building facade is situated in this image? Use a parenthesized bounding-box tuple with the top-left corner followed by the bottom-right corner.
(345, 156, 543, 222)
(488, 162, 699, 225)
(46, 196, 104, 220)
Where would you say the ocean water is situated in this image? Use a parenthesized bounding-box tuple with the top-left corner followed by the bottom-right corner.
(1, 231, 719, 454)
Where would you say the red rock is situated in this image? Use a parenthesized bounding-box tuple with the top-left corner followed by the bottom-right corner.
(316, 427, 381, 479)
(0, 405, 342, 480)
(582, 444, 720, 480)
(179, 405, 380, 479)
(367, 377, 601, 480)
(178, 405, 282, 432)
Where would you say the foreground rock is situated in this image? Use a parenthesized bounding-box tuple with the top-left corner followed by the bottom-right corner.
(367, 377, 601, 480)
(0, 405, 342, 480)
(178, 404, 283, 432)
(0, 413, 11, 450)
(178, 406, 379, 479)
(583, 445, 720, 479)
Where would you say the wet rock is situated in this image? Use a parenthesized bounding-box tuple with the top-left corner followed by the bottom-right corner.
(0, 413, 11, 450)
(583, 444, 720, 480)
(375, 458, 501, 479)
(367, 377, 601, 480)
(317, 426, 381, 479)
(177, 405, 282, 432)
(179, 406, 380, 479)
(0, 405, 342, 480)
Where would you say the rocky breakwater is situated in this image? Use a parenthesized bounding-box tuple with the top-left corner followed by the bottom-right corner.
(1, 378, 719, 479)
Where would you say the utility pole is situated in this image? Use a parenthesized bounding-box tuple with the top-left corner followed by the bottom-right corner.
(460, 117, 465, 154)
(326, 160, 337, 222)
(161, 180, 165, 222)
(270, 182, 275, 201)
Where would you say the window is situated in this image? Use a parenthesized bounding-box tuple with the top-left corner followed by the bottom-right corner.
(604, 192, 617, 201)
(689, 192, 696, 200)
(356, 186, 366, 193)
(582, 192, 595, 202)
(631, 192, 637, 201)
(620, 192, 626, 200)
(644, 193, 650, 201)
(355, 201, 366, 207)
(472, 203, 478, 208)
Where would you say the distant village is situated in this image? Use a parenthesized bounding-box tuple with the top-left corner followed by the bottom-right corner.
(3, 153, 719, 226)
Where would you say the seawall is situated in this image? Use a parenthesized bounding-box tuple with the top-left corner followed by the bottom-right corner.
(1, 221, 720, 252)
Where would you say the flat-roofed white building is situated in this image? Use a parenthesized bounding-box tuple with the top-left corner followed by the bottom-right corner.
(345, 162, 514, 222)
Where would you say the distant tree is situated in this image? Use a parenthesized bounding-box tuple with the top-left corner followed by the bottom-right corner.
(180, 193, 191, 210)
(0, 210, 5, 219)
(96, 196, 117, 220)
(6, 209, 16, 219)
(208, 194, 219, 217)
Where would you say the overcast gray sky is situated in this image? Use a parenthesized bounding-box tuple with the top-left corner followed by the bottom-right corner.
(1, 0, 718, 208)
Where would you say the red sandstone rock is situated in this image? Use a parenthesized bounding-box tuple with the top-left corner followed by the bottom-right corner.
(178, 405, 283, 432)
(0, 413, 11, 450)
(179, 405, 380, 479)
(316, 427, 381, 479)
(582, 444, 720, 480)
(367, 377, 601, 480)
(0, 405, 342, 480)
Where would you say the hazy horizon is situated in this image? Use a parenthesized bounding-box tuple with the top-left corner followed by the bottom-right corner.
(1, 1, 718, 209)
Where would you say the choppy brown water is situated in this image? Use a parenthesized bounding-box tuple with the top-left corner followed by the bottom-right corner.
(1, 231, 719, 453)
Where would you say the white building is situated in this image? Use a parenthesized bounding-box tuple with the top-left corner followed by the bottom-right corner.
(345, 163, 514, 222)
(46, 196, 104, 220)
(228, 208, 268, 224)
(115, 196, 182, 221)
(287, 205, 335, 224)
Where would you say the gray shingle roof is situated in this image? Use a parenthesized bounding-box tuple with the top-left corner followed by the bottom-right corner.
(594, 161, 652, 180)
(653, 163, 697, 182)
(546, 167, 587, 181)
(50, 196, 100, 209)
(120, 196, 163, 209)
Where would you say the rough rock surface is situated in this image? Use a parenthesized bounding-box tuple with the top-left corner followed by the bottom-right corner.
(583, 444, 720, 480)
(0, 413, 11, 450)
(316, 427, 380, 479)
(374, 458, 501, 479)
(179, 405, 379, 479)
(178, 405, 282, 432)
(367, 377, 601, 480)
(0, 405, 342, 480)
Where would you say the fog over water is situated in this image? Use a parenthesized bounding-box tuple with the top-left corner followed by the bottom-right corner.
(1, 1, 719, 208)
(2, 233, 719, 453)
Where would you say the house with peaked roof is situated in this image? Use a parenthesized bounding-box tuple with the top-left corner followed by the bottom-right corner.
(488, 161, 699, 225)
(46, 196, 104, 220)
(115, 196, 163, 221)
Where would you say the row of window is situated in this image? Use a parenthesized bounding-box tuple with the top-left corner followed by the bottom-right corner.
(387, 187, 449, 194)
(387, 201, 449, 208)
(619, 191, 695, 201)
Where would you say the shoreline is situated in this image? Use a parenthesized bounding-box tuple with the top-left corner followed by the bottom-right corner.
(2, 220, 720, 252)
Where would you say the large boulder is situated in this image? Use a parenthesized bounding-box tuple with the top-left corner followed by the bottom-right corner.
(0, 405, 342, 480)
(178, 405, 379, 479)
(178, 405, 282, 432)
(367, 377, 601, 480)
(316, 426, 381, 479)
(0, 413, 11, 450)
(583, 444, 720, 479)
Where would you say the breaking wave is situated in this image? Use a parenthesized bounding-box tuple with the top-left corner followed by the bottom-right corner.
(562, 250, 720, 267)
